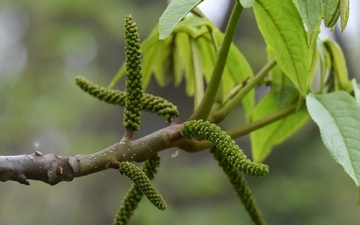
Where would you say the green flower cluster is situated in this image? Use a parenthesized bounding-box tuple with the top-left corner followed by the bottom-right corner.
(113, 156, 161, 225)
(181, 120, 269, 176)
(211, 148, 265, 225)
(123, 14, 143, 131)
(119, 161, 166, 211)
(75, 76, 179, 122)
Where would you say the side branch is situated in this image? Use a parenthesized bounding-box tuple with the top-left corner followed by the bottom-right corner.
(0, 124, 183, 186)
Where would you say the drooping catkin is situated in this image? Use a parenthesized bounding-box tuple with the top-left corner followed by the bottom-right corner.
(211, 147, 266, 225)
(112, 156, 161, 225)
(181, 120, 269, 176)
(119, 161, 166, 211)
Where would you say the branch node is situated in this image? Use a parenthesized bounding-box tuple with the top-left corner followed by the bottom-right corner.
(68, 156, 80, 173)
(16, 174, 30, 186)
(111, 160, 120, 169)
(56, 166, 64, 175)
(27, 154, 35, 162)
(47, 160, 58, 183)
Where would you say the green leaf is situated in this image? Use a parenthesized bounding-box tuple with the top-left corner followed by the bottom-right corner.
(322, 0, 340, 27)
(340, 0, 349, 32)
(250, 92, 309, 162)
(108, 62, 125, 89)
(323, 39, 352, 91)
(268, 47, 299, 109)
(293, 0, 322, 35)
(151, 37, 173, 87)
(141, 43, 162, 89)
(175, 32, 195, 96)
(172, 38, 183, 87)
(270, 65, 300, 109)
(316, 38, 331, 92)
(352, 79, 360, 106)
(173, 17, 214, 38)
(308, 37, 320, 85)
(159, 0, 203, 40)
(293, 0, 322, 47)
(239, 0, 254, 8)
(306, 92, 360, 192)
(253, 0, 311, 95)
(191, 39, 204, 108)
(141, 25, 162, 52)
(196, 34, 215, 83)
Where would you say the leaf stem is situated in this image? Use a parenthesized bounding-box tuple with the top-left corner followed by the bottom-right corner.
(209, 58, 276, 123)
(192, 39, 204, 108)
(227, 101, 298, 138)
(188, 1, 243, 121)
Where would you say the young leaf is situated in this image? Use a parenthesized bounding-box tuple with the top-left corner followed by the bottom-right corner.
(159, 0, 203, 40)
(322, 0, 340, 27)
(323, 39, 352, 91)
(306, 92, 360, 203)
(191, 39, 204, 108)
(239, 0, 255, 8)
(250, 92, 309, 162)
(316, 39, 331, 92)
(141, 44, 160, 89)
(151, 37, 173, 87)
(340, 0, 350, 32)
(172, 39, 183, 87)
(293, 0, 322, 35)
(253, 0, 311, 95)
(293, 0, 322, 47)
(175, 32, 195, 96)
(109, 63, 126, 89)
(196, 34, 215, 83)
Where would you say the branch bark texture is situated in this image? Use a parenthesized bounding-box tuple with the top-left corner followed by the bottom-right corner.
(0, 124, 183, 185)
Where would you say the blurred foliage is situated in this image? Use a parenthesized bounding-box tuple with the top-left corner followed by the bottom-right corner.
(0, 1, 360, 225)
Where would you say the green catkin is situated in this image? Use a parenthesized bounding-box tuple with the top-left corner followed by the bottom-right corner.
(112, 156, 161, 225)
(210, 147, 266, 225)
(123, 15, 143, 131)
(75, 76, 179, 122)
(181, 120, 269, 176)
(119, 161, 166, 211)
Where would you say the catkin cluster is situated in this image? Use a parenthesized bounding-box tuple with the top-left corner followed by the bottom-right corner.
(123, 15, 143, 131)
(75, 76, 179, 122)
(119, 161, 166, 211)
(113, 156, 161, 225)
(211, 148, 265, 225)
(181, 120, 269, 176)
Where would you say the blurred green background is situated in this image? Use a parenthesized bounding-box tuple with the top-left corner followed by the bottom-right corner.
(1, 1, 360, 224)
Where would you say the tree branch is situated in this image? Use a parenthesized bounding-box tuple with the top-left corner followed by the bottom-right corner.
(0, 99, 300, 186)
(0, 124, 183, 186)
